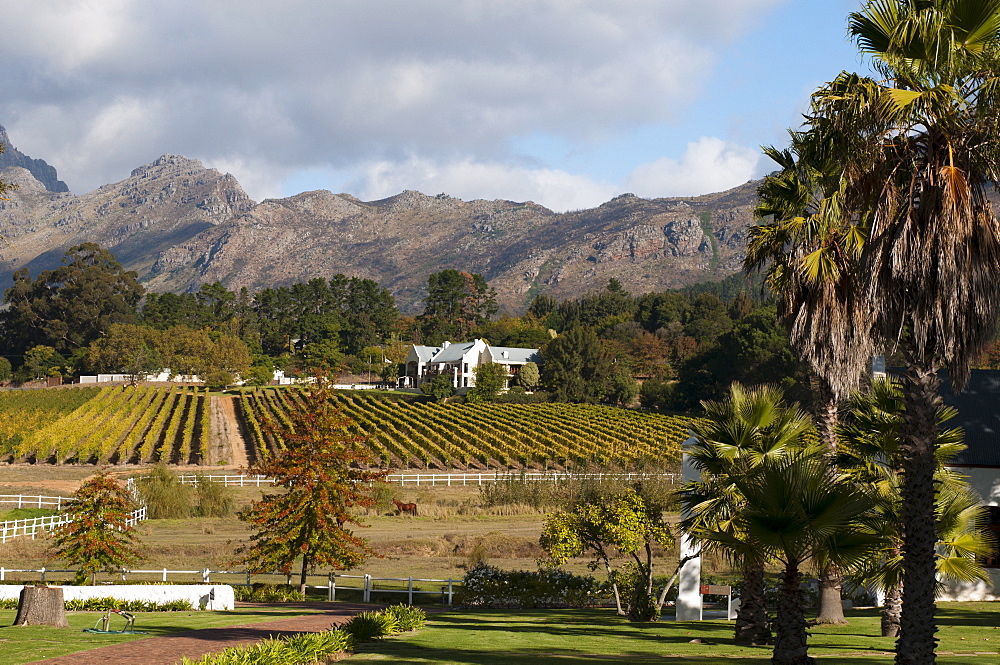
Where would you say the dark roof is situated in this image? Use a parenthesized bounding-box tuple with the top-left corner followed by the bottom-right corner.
(938, 369, 1000, 467)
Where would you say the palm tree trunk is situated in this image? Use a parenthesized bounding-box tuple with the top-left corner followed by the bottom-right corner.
(882, 583, 903, 638)
(815, 563, 847, 624)
(814, 384, 847, 625)
(735, 558, 771, 645)
(896, 362, 941, 665)
(772, 560, 815, 665)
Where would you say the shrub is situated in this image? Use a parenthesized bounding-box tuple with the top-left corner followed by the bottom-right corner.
(134, 465, 193, 518)
(62, 597, 193, 611)
(382, 604, 426, 632)
(194, 475, 236, 517)
(344, 610, 398, 641)
(233, 583, 305, 603)
(457, 561, 605, 609)
(179, 627, 353, 665)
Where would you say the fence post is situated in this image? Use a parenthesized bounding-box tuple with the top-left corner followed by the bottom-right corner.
(163, 568, 168, 582)
(17, 496, 22, 509)
(246, 571, 251, 587)
(364, 574, 371, 603)
(328, 573, 335, 602)
(203, 568, 210, 584)
(121, 568, 127, 582)
(447, 579, 453, 606)
(408, 576, 413, 605)
(40, 567, 46, 583)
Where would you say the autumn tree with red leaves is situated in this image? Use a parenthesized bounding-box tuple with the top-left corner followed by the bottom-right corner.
(234, 376, 387, 593)
(52, 468, 142, 585)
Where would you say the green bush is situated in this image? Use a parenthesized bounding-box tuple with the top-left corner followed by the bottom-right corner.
(60, 597, 193, 611)
(134, 465, 193, 518)
(382, 604, 426, 632)
(344, 610, 398, 641)
(457, 561, 606, 609)
(194, 475, 236, 517)
(180, 627, 353, 664)
(233, 583, 305, 603)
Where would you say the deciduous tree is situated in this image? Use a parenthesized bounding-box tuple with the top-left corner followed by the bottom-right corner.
(52, 469, 142, 585)
(234, 376, 387, 593)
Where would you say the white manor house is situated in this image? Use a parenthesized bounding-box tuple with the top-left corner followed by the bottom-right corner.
(401, 339, 538, 392)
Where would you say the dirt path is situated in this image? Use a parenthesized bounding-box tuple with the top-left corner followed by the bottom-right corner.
(26, 602, 372, 665)
(207, 396, 248, 468)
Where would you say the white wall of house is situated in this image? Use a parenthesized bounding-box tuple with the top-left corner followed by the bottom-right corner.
(939, 465, 1000, 601)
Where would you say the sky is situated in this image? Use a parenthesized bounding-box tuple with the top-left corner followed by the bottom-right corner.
(0, 0, 870, 212)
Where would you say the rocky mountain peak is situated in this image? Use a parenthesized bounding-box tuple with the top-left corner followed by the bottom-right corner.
(0, 125, 69, 193)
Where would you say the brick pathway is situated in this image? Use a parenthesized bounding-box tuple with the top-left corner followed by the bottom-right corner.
(26, 602, 373, 665)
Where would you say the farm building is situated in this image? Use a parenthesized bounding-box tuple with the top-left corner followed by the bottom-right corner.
(401, 339, 538, 392)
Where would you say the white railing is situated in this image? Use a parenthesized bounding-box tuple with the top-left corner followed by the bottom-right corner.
(0, 494, 68, 510)
(130, 474, 277, 488)
(135, 472, 680, 488)
(388, 471, 681, 486)
(0, 505, 147, 544)
(0, 566, 461, 605)
(328, 573, 458, 605)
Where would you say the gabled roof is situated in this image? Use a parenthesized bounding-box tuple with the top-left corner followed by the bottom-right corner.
(411, 345, 441, 362)
(487, 346, 539, 364)
(937, 369, 1000, 467)
(431, 341, 478, 363)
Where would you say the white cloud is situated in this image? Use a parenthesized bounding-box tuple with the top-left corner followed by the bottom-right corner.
(0, 0, 785, 196)
(625, 137, 762, 198)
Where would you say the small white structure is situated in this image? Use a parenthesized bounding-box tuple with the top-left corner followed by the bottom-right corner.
(675, 441, 703, 621)
(0, 584, 234, 610)
(402, 339, 538, 392)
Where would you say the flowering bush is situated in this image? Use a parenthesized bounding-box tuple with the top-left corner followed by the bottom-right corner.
(457, 561, 606, 609)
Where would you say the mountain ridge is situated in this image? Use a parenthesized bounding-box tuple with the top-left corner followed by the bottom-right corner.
(0, 137, 757, 313)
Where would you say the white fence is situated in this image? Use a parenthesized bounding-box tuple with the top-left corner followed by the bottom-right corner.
(0, 494, 68, 510)
(0, 505, 147, 544)
(0, 567, 460, 605)
(144, 472, 680, 488)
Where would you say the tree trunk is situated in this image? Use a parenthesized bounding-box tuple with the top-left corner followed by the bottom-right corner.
(299, 554, 309, 597)
(896, 362, 941, 665)
(771, 562, 814, 665)
(815, 564, 848, 624)
(602, 558, 625, 616)
(14, 586, 70, 628)
(882, 584, 903, 638)
(735, 559, 771, 646)
(813, 386, 847, 625)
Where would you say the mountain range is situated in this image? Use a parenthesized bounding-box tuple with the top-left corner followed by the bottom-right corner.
(0, 126, 756, 313)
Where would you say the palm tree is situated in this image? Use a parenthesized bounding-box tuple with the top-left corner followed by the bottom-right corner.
(681, 383, 815, 645)
(838, 377, 993, 637)
(747, 128, 875, 624)
(747, 129, 874, 451)
(708, 454, 877, 665)
(807, 2, 1000, 661)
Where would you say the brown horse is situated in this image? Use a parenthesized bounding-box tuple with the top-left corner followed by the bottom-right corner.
(392, 498, 418, 516)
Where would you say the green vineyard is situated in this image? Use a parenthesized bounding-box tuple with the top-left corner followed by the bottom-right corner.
(0, 386, 211, 465)
(238, 389, 692, 469)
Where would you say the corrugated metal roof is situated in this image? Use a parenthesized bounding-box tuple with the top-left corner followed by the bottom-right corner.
(939, 369, 1000, 468)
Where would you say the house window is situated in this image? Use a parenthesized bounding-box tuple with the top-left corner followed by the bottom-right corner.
(464, 363, 469, 373)
(984, 506, 1000, 568)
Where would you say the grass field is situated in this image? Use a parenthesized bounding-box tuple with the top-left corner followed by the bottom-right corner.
(351, 605, 1000, 664)
(0, 606, 325, 665)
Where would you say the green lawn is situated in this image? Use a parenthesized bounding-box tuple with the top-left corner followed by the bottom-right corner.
(0, 607, 322, 664)
(351, 603, 1000, 664)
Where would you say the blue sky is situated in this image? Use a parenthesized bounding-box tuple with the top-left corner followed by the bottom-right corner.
(0, 0, 873, 211)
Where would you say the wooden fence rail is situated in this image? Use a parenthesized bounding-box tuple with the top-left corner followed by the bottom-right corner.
(0, 506, 147, 544)
(0, 494, 68, 510)
(134, 472, 680, 488)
